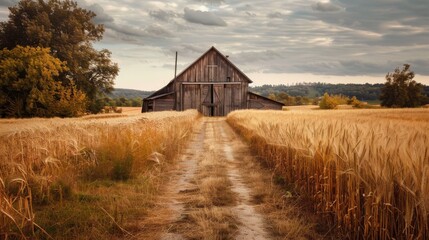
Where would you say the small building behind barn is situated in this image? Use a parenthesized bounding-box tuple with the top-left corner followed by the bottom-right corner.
(142, 46, 284, 116)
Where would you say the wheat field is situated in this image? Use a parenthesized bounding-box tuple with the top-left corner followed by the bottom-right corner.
(227, 108, 429, 240)
(0, 109, 199, 239)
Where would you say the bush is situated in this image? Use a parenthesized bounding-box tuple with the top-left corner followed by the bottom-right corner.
(319, 93, 339, 109)
(349, 96, 365, 108)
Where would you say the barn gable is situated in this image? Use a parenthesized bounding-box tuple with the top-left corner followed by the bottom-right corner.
(142, 46, 284, 116)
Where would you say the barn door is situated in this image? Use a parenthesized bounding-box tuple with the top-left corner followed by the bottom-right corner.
(212, 85, 224, 116)
(201, 84, 224, 116)
(201, 85, 211, 116)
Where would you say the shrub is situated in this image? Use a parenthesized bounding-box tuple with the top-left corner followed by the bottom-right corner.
(319, 93, 339, 109)
(349, 96, 365, 108)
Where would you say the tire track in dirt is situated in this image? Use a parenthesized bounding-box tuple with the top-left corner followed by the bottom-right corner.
(137, 117, 325, 239)
(135, 120, 204, 240)
(217, 119, 270, 240)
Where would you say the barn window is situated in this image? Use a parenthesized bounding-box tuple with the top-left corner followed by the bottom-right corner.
(226, 76, 231, 82)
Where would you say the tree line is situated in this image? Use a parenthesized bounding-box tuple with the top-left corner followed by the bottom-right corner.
(0, 0, 118, 117)
(252, 82, 429, 103)
(253, 65, 429, 108)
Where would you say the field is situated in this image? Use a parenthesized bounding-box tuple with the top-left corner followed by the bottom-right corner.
(227, 108, 429, 239)
(1, 107, 428, 239)
(0, 108, 199, 239)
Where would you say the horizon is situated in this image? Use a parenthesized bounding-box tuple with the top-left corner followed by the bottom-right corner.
(115, 80, 429, 93)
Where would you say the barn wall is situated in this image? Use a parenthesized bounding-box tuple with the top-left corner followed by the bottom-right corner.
(142, 47, 283, 115)
(153, 95, 175, 111)
(173, 49, 249, 116)
(143, 94, 175, 112)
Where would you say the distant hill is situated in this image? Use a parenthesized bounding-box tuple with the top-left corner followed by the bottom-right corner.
(250, 83, 429, 102)
(108, 88, 154, 99)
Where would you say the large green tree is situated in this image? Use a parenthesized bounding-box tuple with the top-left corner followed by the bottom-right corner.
(0, 0, 119, 113)
(0, 46, 87, 117)
(380, 64, 425, 108)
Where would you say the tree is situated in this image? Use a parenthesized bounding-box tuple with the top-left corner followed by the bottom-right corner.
(0, 46, 87, 117)
(380, 64, 425, 108)
(0, 0, 119, 113)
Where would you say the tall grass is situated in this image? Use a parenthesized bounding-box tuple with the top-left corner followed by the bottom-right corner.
(0, 110, 199, 239)
(227, 109, 429, 239)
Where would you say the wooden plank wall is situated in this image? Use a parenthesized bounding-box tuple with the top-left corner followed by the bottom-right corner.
(247, 94, 283, 110)
(153, 94, 175, 111)
(145, 48, 283, 115)
(174, 49, 249, 116)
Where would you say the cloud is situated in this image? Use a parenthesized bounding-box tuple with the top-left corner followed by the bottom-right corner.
(194, 0, 224, 5)
(107, 25, 144, 37)
(312, 1, 343, 12)
(164, 44, 208, 58)
(143, 25, 174, 38)
(82, 3, 173, 40)
(235, 4, 253, 12)
(183, 7, 227, 26)
(287, 60, 404, 76)
(408, 59, 429, 75)
(3, 0, 428, 89)
(0, 0, 17, 7)
(149, 9, 177, 22)
(267, 11, 291, 19)
(87, 3, 114, 24)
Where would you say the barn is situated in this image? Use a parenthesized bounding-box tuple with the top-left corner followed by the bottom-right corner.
(142, 46, 284, 116)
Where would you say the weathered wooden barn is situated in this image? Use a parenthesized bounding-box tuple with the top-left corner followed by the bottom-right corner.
(142, 46, 284, 116)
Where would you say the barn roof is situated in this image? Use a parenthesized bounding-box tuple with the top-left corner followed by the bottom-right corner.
(146, 91, 174, 100)
(248, 92, 285, 106)
(144, 81, 173, 100)
(144, 46, 252, 100)
(174, 46, 253, 84)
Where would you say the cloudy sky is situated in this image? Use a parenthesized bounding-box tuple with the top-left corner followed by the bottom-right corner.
(1, 0, 429, 90)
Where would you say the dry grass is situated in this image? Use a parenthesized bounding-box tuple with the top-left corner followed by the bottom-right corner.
(187, 207, 238, 240)
(228, 140, 327, 239)
(171, 149, 239, 240)
(0, 110, 200, 239)
(227, 108, 429, 240)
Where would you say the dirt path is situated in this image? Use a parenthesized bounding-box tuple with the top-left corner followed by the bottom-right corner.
(136, 117, 325, 240)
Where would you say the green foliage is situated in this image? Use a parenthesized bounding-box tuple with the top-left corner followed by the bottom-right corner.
(112, 154, 133, 181)
(268, 92, 313, 106)
(107, 88, 154, 99)
(380, 64, 426, 108)
(34, 201, 112, 238)
(0, 0, 119, 114)
(83, 147, 134, 181)
(331, 94, 350, 105)
(349, 96, 367, 108)
(250, 83, 429, 103)
(319, 93, 339, 109)
(88, 98, 106, 114)
(0, 46, 87, 117)
(98, 96, 143, 108)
